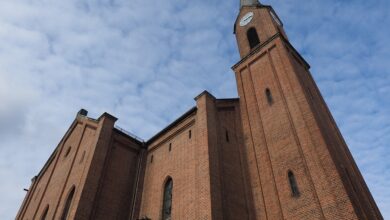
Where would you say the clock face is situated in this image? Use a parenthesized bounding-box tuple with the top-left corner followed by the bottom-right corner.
(239, 12, 254, 27)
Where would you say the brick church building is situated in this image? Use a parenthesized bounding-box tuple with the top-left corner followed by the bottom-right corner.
(16, 0, 383, 219)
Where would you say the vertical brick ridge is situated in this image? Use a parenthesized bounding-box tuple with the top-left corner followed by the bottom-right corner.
(51, 124, 87, 219)
(130, 148, 147, 220)
(195, 93, 223, 220)
(246, 60, 286, 219)
(233, 103, 257, 220)
(238, 61, 287, 219)
(214, 108, 227, 220)
(268, 45, 326, 218)
(236, 68, 268, 220)
(215, 99, 253, 220)
(73, 114, 116, 219)
(88, 136, 115, 219)
(278, 39, 361, 219)
(33, 121, 85, 220)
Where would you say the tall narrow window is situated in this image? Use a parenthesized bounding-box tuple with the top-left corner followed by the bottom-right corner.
(150, 155, 154, 163)
(265, 88, 273, 105)
(169, 143, 172, 152)
(247, 28, 260, 49)
(40, 205, 49, 220)
(61, 186, 75, 220)
(225, 130, 230, 142)
(288, 171, 300, 197)
(189, 130, 192, 139)
(162, 178, 173, 220)
(64, 146, 71, 158)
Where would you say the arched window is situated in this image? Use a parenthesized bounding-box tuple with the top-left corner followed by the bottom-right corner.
(288, 171, 300, 197)
(40, 205, 49, 220)
(247, 28, 260, 49)
(162, 178, 173, 220)
(265, 88, 273, 105)
(61, 186, 75, 220)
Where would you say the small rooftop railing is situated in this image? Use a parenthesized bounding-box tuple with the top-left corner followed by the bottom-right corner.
(114, 125, 144, 143)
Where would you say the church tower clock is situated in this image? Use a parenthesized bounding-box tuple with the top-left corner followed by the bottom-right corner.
(232, 1, 383, 219)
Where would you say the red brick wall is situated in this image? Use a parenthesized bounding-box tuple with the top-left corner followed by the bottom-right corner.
(71, 115, 118, 219)
(138, 94, 253, 220)
(139, 111, 196, 219)
(16, 113, 144, 220)
(233, 5, 383, 220)
(91, 131, 141, 219)
(215, 99, 252, 220)
(234, 35, 355, 219)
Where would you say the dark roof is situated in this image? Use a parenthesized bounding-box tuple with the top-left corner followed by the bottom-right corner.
(113, 127, 145, 146)
(146, 107, 197, 145)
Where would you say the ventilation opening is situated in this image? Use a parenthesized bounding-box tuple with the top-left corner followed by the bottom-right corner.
(225, 130, 230, 142)
(288, 170, 300, 197)
(265, 88, 273, 105)
(169, 143, 172, 152)
(189, 130, 192, 139)
(64, 147, 71, 158)
(150, 155, 154, 163)
(247, 28, 260, 49)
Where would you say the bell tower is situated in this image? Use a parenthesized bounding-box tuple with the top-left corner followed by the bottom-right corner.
(233, 1, 383, 219)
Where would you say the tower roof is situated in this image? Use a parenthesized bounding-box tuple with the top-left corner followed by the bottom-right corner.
(240, 0, 260, 8)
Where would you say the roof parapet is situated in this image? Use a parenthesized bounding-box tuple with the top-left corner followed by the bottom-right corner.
(77, 108, 88, 117)
(240, 0, 260, 8)
(194, 90, 216, 101)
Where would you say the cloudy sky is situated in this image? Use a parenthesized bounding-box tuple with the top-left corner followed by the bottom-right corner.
(0, 0, 389, 218)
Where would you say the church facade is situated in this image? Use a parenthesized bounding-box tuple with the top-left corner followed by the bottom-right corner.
(16, 1, 383, 220)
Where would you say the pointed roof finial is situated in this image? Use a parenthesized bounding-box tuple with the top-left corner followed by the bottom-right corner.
(240, 0, 260, 8)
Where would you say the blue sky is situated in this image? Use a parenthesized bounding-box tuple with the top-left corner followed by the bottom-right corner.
(0, 0, 389, 219)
